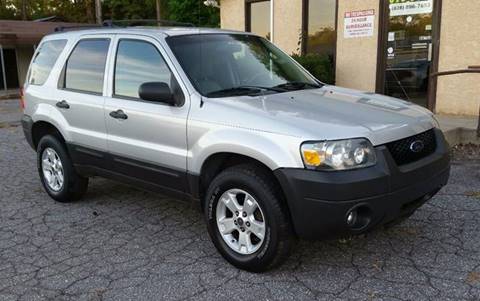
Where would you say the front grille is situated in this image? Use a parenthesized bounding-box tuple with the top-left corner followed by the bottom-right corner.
(386, 129, 437, 166)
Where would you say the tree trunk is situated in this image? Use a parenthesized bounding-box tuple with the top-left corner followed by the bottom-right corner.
(95, 0, 102, 24)
(85, 0, 94, 23)
(21, 0, 27, 20)
(156, 0, 161, 22)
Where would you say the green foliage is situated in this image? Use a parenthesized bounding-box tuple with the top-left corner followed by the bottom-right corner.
(0, 0, 96, 22)
(0, 0, 220, 27)
(292, 53, 335, 85)
(166, 0, 219, 27)
(102, 0, 157, 21)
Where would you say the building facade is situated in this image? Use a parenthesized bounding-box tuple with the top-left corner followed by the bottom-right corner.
(0, 20, 81, 96)
(220, 0, 480, 116)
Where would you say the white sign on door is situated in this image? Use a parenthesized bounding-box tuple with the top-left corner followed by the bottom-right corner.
(344, 9, 375, 39)
(389, 0, 433, 17)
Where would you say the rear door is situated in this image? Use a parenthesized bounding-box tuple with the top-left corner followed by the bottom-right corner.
(104, 34, 189, 194)
(54, 34, 113, 165)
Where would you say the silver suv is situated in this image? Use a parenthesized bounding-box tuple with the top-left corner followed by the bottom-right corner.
(21, 27, 450, 271)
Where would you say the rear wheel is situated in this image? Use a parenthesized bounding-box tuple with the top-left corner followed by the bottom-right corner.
(37, 135, 88, 202)
(205, 164, 294, 272)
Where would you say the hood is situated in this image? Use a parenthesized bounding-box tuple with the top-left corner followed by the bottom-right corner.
(202, 85, 437, 146)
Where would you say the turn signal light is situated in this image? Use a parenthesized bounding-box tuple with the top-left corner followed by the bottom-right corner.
(302, 149, 323, 166)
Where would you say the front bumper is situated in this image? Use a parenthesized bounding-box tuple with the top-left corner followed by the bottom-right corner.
(274, 128, 450, 240)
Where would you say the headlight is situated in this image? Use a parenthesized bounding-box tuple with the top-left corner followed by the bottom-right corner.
(301, 138, 376, 170)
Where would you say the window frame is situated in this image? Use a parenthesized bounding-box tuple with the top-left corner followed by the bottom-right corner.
(112, 38, 177, 103)
(109, 36, 185, 107)
(301, 0, 339, 60)
(245, 0, 271, 38)
(58, 37, 111, 96)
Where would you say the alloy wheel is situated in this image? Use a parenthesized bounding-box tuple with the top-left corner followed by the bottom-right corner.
(41, 147, 64, 192)
(216, 188, 266, 255)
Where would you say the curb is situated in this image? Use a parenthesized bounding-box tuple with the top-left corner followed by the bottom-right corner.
(0, 95, 20, 101)
(444, 128, 480, 146)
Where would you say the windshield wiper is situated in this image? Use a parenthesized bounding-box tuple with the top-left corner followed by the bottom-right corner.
(206, 85, 283, 98)
(273, 81, 323, 91)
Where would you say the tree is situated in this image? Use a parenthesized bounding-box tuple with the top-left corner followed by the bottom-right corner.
(166, 0, 219, 27)
(0, 0, 16, 19)
(102, 0, 157, 21)
(0, 0, 220, 27)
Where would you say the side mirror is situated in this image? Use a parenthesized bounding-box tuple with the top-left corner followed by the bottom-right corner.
(138, 82, 176, 105)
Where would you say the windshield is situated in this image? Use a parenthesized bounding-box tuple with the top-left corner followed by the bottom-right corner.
(167, 34, 321, 97)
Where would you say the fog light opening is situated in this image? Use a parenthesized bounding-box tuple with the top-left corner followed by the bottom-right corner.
(346, 205, 372, 230)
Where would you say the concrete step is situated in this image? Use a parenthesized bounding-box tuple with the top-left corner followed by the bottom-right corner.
(437, 114, 479, 145)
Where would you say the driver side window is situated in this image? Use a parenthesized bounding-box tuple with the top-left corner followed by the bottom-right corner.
(114, 39, 172, 99)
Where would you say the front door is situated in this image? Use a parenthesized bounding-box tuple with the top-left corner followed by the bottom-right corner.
(104, 35, 189, 194)
(382, 0, 438, 108)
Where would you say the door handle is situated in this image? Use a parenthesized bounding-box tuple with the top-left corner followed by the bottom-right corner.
(109, 109, 128, 120)
(56, 100, 70, 109)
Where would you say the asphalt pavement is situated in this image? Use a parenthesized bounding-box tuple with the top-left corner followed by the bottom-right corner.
(0, 99, 479, 300)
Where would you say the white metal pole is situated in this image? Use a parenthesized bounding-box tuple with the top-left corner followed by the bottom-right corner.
(0, 45, 7, 91)
(270, 0, 274, 42)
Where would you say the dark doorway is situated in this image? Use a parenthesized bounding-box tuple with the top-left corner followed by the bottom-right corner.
(377, 0, 440, 108)
(3, 49, 20, 89)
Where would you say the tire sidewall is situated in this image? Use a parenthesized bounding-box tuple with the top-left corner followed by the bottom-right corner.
(37, 135, 73, 201)
(205, 170, 283, 270)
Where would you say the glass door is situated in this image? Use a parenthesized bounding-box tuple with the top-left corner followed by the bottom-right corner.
(383, 0, 436, 107)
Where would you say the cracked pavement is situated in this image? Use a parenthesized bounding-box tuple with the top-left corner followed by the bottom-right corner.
(1, 99, 480, 300)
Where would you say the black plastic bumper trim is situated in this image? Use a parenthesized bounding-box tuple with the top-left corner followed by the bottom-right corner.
(274, 128, 451, 240)
(21, 114, 35, 149)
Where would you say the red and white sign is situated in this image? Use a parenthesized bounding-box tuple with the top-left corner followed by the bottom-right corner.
(344, 9, 375, 39)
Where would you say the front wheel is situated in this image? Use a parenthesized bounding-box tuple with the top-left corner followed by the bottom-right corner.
(205, 164, 294, 272)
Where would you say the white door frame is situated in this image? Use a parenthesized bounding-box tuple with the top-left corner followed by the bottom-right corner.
(0, 45, 7, 90)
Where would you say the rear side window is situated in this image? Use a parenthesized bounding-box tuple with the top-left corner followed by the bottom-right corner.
(28, 39, 67, 85)
(64, 39, 110, 94)
(114, 39, 172, 99)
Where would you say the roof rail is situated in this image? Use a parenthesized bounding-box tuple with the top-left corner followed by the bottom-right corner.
(54, 24, 109, 32)
(102, 19, 195, 28)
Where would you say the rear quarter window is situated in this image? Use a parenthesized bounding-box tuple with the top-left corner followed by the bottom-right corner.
(28, 39, 67, 85)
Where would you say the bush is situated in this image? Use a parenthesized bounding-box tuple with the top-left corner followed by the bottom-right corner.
(292, 53, 335, 85)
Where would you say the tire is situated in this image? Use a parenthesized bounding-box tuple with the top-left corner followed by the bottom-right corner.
(37, 135, 88, 202)
(205, 164, 294, 272)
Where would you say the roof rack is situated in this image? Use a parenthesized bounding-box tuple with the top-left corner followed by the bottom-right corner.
(53, 19, 195, 33)
(54, 24, 108, 32)
(102, 19, 195, 27)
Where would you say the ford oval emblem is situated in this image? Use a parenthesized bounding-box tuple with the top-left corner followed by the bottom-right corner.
(410, 140, 425, 153)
